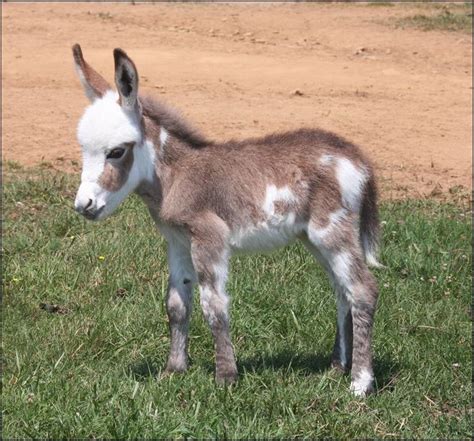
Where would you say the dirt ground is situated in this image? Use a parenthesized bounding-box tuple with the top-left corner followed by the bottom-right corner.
(2, 3, 472, 199)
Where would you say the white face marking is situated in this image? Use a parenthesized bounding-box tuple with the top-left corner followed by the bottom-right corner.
(74, 91, 156, 220)
(350, 368, 374, 397)
(335, 158, 367, 212)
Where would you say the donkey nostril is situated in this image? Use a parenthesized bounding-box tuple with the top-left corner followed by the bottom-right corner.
(84, 199, 93, 212)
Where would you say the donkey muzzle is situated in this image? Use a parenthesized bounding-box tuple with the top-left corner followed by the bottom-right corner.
(74, 197, 103, 221)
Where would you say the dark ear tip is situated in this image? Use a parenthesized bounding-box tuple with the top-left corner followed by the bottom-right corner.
(72, 44, 83, 62)
(113, 48, 128, 63)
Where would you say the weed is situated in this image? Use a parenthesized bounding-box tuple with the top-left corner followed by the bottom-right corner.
(395, 7, 472, 33)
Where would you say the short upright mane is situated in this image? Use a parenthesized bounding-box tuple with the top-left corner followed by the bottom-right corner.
(140, 94, 211, 148)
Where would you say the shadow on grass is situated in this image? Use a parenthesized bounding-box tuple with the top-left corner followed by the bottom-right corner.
(128, 358, 161, 380)
(373, 356, 401, 393)
(238, 350, 401, 392)
(128, 351, 400, 393)
(238, 351, 330, 375)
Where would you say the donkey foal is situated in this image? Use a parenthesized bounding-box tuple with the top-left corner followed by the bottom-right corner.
(72, 45, 381, 396)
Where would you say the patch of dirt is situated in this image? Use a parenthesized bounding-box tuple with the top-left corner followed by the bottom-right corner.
(2, 3, 472, 199)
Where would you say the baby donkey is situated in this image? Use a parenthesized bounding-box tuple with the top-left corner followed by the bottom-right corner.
(72, 45, 381, 396)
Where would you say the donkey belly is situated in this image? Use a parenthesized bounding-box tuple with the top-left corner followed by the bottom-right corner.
(229, 215, 305, 253)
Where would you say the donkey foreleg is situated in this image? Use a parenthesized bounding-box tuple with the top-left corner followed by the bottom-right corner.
(199, 280, 237, 385)
(190, 223, 238, 385)
(164, 239, 195, 373)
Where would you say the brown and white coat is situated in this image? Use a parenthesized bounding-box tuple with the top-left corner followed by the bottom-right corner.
(73, 45, 381, 396)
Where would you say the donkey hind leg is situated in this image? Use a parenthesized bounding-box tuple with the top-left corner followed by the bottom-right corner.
(332, 291, 353, 373)
(165, 239, 196, 373)
(191, 241, 237, 385)
(301, 242, 353, 373)
(304, 225, 379, 396)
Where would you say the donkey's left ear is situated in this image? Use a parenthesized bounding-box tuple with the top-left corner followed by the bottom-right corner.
(113, 48, 139, 112)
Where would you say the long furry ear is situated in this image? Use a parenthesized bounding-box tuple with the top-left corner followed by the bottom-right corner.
(113, 48, 139, 112)
(72, 44, 111, 102)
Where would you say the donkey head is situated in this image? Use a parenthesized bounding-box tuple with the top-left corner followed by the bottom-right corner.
(72, 44, 155, 221)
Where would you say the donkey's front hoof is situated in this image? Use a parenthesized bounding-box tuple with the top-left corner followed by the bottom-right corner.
(215, 368, 238, 386)
(164, 359, 188, 375)
(350, 383, 374, 397)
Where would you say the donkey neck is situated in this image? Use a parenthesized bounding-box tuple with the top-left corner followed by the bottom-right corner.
(135, 115, 193, 219)
(135, 98, 212, 222)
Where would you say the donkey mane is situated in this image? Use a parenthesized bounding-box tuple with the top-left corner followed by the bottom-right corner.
(140, 95, 358, 156)
(141, 93, 359, 155)
(140, 94, 212, 148)
(219, 127, 358, 151)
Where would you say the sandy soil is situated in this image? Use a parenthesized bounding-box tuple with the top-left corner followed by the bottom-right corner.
(2, 3, 472, 199)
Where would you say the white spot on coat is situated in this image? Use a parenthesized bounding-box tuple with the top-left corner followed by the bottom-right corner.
(336, 158, 367, 212)
(332, 251, 354, 299)
(160, 128, 169, 149)
(307, 208, 347, 244)
(262, 184, 296, 218)
(230, 184, 303, 252)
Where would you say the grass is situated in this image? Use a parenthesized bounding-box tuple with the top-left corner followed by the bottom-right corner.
(395, 5, 472, 33)
(2, 168, 472, 438)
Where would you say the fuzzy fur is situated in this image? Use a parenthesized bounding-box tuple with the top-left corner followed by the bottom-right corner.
(72, 44, 382, 396)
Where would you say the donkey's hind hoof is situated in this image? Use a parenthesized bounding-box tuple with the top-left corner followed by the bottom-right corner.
(350, 369, 375, 397)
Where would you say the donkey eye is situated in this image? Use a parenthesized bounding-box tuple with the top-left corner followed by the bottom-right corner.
(106, 148, 125, 160)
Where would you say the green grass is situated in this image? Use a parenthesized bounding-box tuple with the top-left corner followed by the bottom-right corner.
(395, 6, 472, 33)
(2, 169, 472, 438)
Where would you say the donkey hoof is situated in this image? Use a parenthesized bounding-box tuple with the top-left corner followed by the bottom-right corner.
(350, 383, 374, 397)
(164, 361, 188, 375)
(215, 369, 238, 386)
(350, 369, 374, 397)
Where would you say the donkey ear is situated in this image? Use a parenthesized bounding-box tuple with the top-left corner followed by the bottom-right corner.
(72, 44, 111, 102)
(113, 48, 139, 112)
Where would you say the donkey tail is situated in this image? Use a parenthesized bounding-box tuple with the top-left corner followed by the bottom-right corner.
(360, 174, 383, 268)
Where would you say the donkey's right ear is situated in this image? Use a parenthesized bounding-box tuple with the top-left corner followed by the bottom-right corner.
(72, 44, 111, 102)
